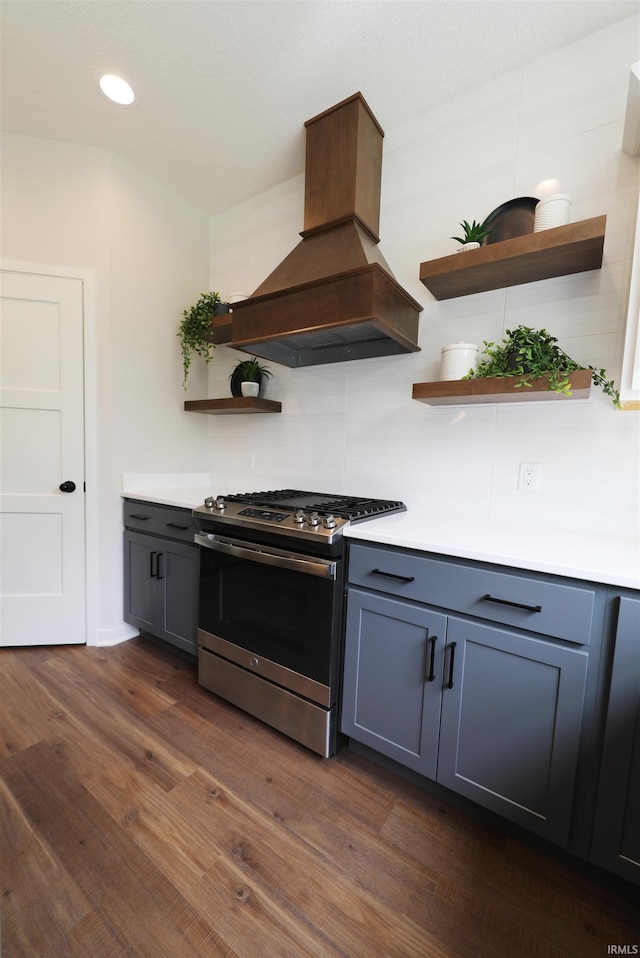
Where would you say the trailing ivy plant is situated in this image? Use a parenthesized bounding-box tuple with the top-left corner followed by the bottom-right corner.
(463, 325, 620, 407)
(178, 291, 221, 387)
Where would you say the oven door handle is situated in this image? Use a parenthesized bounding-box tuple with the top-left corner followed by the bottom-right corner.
(195, 533, 337, 580)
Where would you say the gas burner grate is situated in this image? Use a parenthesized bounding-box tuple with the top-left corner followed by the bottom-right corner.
(222, 489, 405, 522)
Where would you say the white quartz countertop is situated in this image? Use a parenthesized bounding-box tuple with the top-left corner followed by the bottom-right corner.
(124, 487, 214, 510)
(345, 511, 640, 591)
(122, 480, 639, 590)
(121, 473, 215, 510)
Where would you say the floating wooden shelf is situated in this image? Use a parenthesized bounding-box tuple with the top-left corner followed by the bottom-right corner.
(184, 397, 282, 415)
(419, 216, 606, 300)
(208, 313, 233, 345)
(412, 370, 592, 406)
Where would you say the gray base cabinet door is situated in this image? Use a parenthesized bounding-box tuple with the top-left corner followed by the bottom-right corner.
(124, 531, 157, 633)
(124, 530, 198, 655)
(341, 589, 447, 777)
(438, 617, 589, 846)
(591, 596, 640, 886)
(155, 541, 199, 652)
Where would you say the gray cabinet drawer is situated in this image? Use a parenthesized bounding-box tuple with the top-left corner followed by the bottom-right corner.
(348, 543, 598, 646)
(123, 499, 196, 543)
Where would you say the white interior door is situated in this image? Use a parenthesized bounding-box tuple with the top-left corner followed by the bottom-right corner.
(1, 269, 86, 645)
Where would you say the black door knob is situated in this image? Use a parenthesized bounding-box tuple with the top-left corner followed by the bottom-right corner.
(59, 480, 76, 493)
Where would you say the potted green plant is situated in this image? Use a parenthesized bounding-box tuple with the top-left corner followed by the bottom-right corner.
(463, 325, 620, 406)
(229, 356, 272, 398)
(451, 219, 492, 250)
(178, 291, 228, 387)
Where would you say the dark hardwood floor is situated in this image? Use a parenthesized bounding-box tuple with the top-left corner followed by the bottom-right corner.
(1, 636, 638, 958)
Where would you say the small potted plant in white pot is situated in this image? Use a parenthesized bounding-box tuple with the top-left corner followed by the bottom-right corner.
(451, 219, 492, 251)
(229, 356, 272, 398)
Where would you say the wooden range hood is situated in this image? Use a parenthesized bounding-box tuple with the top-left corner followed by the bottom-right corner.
(220, 93, 423, 367)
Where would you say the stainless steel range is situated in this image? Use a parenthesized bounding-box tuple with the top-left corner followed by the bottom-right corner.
(193, 489, 405, 756)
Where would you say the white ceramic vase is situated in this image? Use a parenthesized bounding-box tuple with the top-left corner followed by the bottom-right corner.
(534, 194, 571, 231)
(440, 341, 479, 380)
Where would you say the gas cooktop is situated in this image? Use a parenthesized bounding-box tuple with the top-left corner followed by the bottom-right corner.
(193, 489, 406, 544)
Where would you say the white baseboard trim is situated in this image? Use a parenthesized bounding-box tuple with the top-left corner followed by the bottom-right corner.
(91, 623, 139, 647)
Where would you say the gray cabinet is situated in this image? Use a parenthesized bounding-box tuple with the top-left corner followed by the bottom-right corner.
(438, 616, 588, 846)
(342, 542, 599, 847)
(348, 543, 598, 644)
(123, 500, 199, 655)
(591, 594, 640, 885)
(124, 530, 158, 634)
(342, 590, 446, 778)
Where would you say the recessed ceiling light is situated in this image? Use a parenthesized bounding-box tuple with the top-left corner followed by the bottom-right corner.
(99, 74, 135, 106)
(535, 178, 560, 197)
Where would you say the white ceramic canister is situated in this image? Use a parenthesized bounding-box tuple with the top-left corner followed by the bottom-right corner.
(440, 341, 479, 381)
(534, 193, 571, 231)
(229, 292, 249, 304)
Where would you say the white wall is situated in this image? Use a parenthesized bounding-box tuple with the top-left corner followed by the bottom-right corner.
(1, 134, 211, 642)
(208, 16, 640, 543)
(1, 16, 636, 643)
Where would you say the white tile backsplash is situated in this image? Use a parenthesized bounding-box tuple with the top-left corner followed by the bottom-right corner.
(518, 16, 639, 150)
(208, 16, 640, 546)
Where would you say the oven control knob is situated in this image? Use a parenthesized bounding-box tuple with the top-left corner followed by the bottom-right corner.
(204, 496, 215, 509)
(214, 496, 226, 511)
(323, 514, 337, 529)
(293, 509, 305, 524)
(306, 511, 320, 527)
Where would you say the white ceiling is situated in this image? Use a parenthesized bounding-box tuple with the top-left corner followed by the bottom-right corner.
(1, 1, 637, 217)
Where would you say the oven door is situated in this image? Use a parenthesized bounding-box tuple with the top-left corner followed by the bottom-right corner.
(195, 532, 343, 708)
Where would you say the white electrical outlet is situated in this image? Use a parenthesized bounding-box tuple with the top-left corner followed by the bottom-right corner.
(518, 461, 541, 492)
